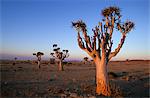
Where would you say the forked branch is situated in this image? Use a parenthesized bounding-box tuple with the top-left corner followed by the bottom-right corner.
(72, 6, 134, 62)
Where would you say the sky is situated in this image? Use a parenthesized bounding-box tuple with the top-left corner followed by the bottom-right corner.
(1, 0, 150, 61)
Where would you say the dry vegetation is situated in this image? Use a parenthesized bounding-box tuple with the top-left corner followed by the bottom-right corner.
(0, 60, 149, 97)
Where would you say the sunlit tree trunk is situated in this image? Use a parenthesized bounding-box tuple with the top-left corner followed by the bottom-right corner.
(58, 60, 63, 71)
(94, 57, 110, 96)
(37, 55, 41, 69)
(38, 61, 41, 69)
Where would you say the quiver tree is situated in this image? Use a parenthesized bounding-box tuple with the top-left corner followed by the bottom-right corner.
(33, 52, 44, 69)
(72, 6, 134, 96)
(13, 57, 17, 65)
(50, 44, 69, 71)
(83, 57, 89, 64)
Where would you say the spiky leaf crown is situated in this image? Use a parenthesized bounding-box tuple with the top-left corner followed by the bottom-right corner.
(53, 44, 57, 47)
(124, 21, 135, 33)
(101, 6, 120, 17)
(37, 52, 44, 56)
(33, 53, 36, 55)
(72, 20, 87, 32)
(50, 53, 54, 55)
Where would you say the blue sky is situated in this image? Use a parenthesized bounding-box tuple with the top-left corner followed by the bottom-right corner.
(1, 0, 149, 60)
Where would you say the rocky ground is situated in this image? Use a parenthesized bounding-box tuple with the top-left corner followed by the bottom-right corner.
(0, 60, 149, 97)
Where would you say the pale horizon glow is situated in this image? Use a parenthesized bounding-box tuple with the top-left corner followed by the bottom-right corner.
(1, 0, 150, 61)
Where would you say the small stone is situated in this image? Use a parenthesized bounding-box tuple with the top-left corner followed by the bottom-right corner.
(60, 93, 67, 97)
(65, 88, 69, 91)
(89, 96, 96, 98)
(122, 76, 129, 81)
(69, 93, 78, 98)
(4, 82, 7, 85)
(72, 78, 76, 83)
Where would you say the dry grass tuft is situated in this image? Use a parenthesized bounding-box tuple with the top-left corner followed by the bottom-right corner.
(109, 81, 123, 97)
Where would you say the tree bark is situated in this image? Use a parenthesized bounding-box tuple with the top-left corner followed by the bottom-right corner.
(58, 60, 64, 71)
(94, 57, 111, 96)
(38, 61, 41, 69)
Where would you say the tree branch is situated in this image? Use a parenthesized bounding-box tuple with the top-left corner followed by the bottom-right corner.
(109, 35, 126, 60)
(77, 32, 86, 50)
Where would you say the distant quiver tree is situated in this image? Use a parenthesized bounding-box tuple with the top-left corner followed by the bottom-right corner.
(72, 6, 134, 96)
(83, 57, 89, 64)
(33, 52, 44, 69)
(13, 57, 18, 65)
(50, 44, 69, 71)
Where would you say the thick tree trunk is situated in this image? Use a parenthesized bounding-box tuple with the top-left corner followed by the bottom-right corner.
(94, 57, 111, 96)
(58, 60, 64, 71)
(38, 61, 41, 69)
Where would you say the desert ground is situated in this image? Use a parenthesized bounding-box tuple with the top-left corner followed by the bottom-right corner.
(0, 60, 149, 97)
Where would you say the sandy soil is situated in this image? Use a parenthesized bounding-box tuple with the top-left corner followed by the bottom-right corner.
(0, 60, 150, 97)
